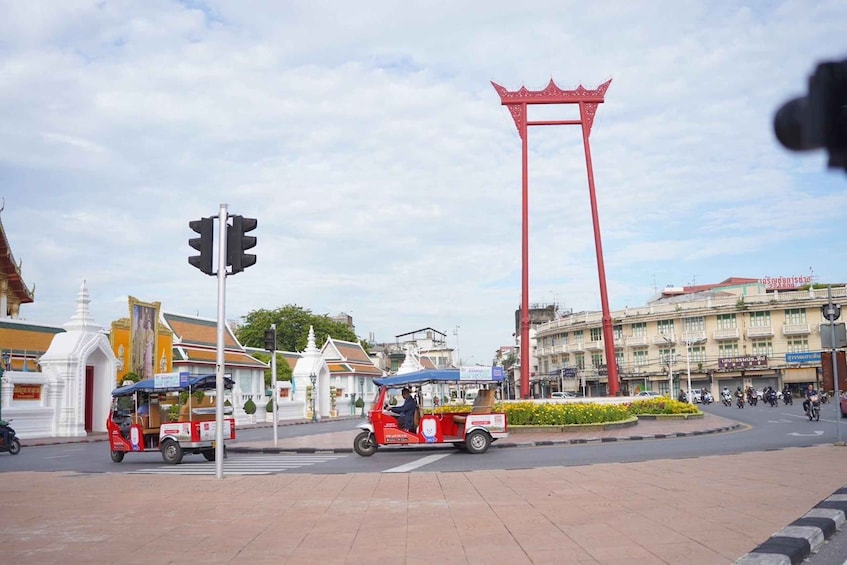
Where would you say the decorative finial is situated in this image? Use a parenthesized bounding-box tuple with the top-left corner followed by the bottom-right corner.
(63, 280, 101, 331)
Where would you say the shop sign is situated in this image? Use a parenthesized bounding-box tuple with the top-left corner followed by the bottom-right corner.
(718, 355, 768, 370)
(759, 275, 812, 290)
(785, 352, 821, 364)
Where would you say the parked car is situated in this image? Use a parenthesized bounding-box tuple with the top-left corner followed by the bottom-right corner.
(637, 391, 663, 397)
(840, 392, 847, 419)
(690, 389, 703, 403)
(551, 391, 577, 399)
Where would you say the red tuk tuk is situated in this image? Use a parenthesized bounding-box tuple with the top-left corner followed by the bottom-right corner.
(353, 367, 508, 456)
(107, 373, 235, 465)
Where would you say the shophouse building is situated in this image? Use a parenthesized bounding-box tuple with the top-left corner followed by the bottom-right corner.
(535, 277, 845, 398)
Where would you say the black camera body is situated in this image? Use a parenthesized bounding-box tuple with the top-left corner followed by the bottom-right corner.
(774, 58, 847, 171)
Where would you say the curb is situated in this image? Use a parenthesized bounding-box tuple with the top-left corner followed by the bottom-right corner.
(735, 487, 847, 565)
(227, 422, 742, 454)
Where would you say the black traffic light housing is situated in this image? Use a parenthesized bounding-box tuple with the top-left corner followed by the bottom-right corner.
(264, 327, 276, 352)
(774, 58, 847, 171)
(188, 217, 214, 275)
(227, 215, 257, 274)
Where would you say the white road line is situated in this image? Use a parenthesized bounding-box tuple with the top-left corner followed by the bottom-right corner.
(126, 454, 346, 475)
(382, 452, 453, 473)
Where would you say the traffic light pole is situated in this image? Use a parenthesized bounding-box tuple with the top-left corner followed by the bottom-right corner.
(826, 286, 842, 445)
(271, 323, 278, 447)
(214, 203, 228, 479)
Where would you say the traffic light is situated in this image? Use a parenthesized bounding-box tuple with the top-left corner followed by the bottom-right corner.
(188, 217, 214, 275)
(264, 327, 276, 352)
(227, 215, 257, 274)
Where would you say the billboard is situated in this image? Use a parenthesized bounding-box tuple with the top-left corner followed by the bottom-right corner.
(129, 297, 161, 381)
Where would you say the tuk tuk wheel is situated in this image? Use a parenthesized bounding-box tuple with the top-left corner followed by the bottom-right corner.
(161, 439, 184, 465)
(353, 431, 377, 457)
(465, 430, 491, 454)
(110, 449, 125, 463)
(202, 449, 215, 461)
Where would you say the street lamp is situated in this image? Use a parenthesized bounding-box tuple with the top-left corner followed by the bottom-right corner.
(684, 339, 693, 404)
(2, 351, 9, 372)
(309, 373, 317, 423)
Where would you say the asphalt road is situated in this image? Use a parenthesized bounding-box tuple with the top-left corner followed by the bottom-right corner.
(3, 400, 845, 476)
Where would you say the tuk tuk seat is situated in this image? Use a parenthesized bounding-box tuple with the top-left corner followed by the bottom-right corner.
(453, 389, 496, 424)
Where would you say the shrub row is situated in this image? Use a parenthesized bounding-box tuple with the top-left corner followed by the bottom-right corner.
(433, 398, 698, 426)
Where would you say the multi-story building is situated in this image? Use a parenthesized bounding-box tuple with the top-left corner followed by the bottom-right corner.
(535, 277, 845, 398)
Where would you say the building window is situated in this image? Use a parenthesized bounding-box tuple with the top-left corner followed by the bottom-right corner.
(751, 339, 773, 357)
(560, 333, 569, 345)
(787, 337, 809, 353)
(749, 311, 770, 327)
(657, 320, 674, 337)
(591, 352, 604, 368)
(613, 325, 623, 340)
(590, 327, 603, 341)
(631, 322, 647, 337)
(575, 353, 585, 369)
(689, 346, 706, 363)
(718, 341, 739, 357)
(785, 308, 806, 324)
(659, 347, 676, 365)
(633, 349, 649, 366)
(716, 314, 737, 330)
(683, 316, 705, 332)
(561, 353, 569, 365)
(573, 330, 584, 345)
(615, 348, 624, 368)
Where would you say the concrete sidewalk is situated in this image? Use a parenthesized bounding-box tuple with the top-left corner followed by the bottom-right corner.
(4, 414, 846, 565)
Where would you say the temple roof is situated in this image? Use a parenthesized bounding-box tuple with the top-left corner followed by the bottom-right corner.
(0, 214, 34, 305)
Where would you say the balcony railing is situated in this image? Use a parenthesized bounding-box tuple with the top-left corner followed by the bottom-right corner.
(652, 334, 676, 345)
(586, 340, 604, 351)
(680, 331, 707, 344)
(571, 342, 584, 352)
(626, 335, 648, 347)
(552, 344, 567, 354)
(713, 328, 739, 340)
(746, 326, 774, 338)
(783, 323, 811, 336)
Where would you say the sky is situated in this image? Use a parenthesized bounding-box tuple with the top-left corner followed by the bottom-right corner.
(1, 1, 846, 366)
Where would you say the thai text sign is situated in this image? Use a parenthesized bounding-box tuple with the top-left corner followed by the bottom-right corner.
(759, 275, 812, 290)
(785, 352, 821, 364)
(718, 355, 768, 370)
(13, 384, 41, 400)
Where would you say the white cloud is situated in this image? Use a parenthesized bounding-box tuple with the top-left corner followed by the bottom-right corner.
(1, 0, 845, 364)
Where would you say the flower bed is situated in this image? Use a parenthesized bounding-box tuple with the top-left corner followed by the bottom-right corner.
(433, 398, 698, 426)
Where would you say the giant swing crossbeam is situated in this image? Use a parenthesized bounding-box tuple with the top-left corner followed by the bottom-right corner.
(492, 78, 619, 398)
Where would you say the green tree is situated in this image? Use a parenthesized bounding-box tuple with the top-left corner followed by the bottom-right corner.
(237, 304, 366, 359)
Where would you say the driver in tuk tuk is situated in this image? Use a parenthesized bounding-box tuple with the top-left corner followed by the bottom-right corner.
(390, 387, 418, 432)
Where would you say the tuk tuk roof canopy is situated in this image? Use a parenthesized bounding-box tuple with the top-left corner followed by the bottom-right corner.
(111, 373, 234, 397)
(374, 367, 504, 388)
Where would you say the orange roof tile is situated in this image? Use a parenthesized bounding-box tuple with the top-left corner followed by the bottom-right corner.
(164, 313, 239, 349)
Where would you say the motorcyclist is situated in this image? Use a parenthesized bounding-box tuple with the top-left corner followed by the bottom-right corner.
(0, 420, 12, 448)
(803, 383, 818, 415)
(735, 386, 744, 403)
(678, 389, 687, 403)
(722, 386, 730, 398)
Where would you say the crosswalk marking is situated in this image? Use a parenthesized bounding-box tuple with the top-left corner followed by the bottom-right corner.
(126, 454, 347, 475)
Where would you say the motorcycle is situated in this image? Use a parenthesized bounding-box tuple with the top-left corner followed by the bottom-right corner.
(701, 392, 713, 405)
(767, 390, 778, 407)
(807, 395, 821, 421)
(0, 419, 22, 455)
(783, 391, 792, 405)
(748, 393, 758, 407)
(736, 395, 744, 409)
(721, 392, 732, 407)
